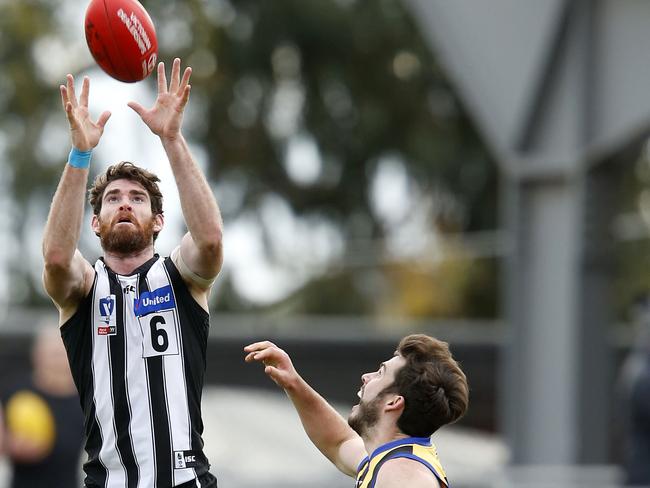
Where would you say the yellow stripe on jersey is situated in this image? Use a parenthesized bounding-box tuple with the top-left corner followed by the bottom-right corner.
(355, 437, 448, 488)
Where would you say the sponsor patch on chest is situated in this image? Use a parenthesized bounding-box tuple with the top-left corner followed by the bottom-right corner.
(97, 294, 117, 336)
(133, 285, 176, 316)
(174, 450, 201, 469)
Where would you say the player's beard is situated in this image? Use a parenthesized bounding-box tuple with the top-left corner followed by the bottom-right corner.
(99, 214, 156, 255)
(348, 394, 384, 438)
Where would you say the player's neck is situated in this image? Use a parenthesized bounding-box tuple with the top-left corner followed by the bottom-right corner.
(103, 246, 155, 275)
(362, 423, 409, 457)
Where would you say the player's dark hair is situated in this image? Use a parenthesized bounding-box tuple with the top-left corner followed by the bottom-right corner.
(387, 334, 469, 437)
(88, 162, 164, 239)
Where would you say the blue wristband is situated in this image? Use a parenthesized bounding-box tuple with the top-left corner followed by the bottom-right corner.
(68, 147, 92, 169)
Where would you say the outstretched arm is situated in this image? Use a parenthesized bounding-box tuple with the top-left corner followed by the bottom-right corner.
(129, 59, 223, 298)
(244, 341, 367, 477)
(42, 75, 110, 322)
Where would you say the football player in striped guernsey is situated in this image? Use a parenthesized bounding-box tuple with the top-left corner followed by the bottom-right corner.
(42, 58, 222, 487)
(245, 334, 469, 488)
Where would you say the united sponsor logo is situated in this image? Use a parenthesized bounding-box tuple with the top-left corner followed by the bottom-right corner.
(134, 285, 175, 316)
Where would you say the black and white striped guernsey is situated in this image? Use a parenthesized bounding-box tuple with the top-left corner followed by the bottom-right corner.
(61, 255, 212, 488)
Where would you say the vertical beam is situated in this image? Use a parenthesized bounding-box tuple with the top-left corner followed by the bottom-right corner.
(502, 157, 629, 466)
(501, 0, 620, 466)
(402, 0, 650, 469)
(503, 174, 584, 463)
(576, 157, 625, 462)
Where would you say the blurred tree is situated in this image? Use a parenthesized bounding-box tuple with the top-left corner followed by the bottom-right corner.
(148, 0, 500, 317)
(2, 0, 500, 318)
(0, 0, 63, 305)
(614, 150, 650, 323)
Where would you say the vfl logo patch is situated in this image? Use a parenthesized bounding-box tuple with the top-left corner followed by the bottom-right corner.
(98, 295, 117, 336)
(99, 295, 115, 322)
(134, 285, 175, 317)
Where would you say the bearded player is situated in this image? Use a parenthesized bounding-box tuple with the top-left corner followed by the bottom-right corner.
(245, 335, 469, 487)
(42, 58, 222, 487)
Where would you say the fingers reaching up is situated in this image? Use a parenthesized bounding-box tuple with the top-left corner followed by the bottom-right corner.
(157, 60, 168, 94)
(128, 58, 192, 140)
(167, 57, 192, 99)
(60, 74, 111, 152)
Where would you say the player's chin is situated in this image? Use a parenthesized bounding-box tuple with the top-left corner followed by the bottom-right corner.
(109, 226, 138, 241)
(101, 228, 149, 254)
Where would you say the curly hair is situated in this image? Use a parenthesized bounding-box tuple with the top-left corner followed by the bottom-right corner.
(88, 162, 163, 215)
(386, 334, 469, 437)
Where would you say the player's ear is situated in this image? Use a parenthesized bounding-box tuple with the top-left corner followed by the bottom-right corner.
(385, 395, 404, 413)
(91, 214, 100, 236)
(153, 214, 164, 233)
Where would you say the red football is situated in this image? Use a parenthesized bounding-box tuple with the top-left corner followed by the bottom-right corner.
(84, 0, 158, 83)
